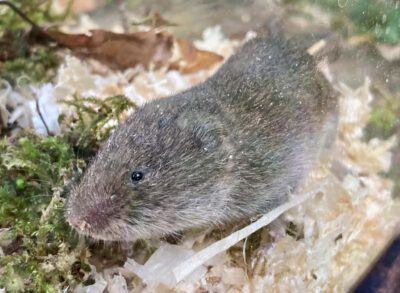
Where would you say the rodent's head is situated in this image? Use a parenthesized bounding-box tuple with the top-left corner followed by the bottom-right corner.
(65, 97, 230, 241)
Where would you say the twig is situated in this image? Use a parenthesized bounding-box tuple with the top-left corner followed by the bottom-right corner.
(0, 1, 55, 41)
(35, 98, 51, 136)
(0, 1, 41, 29)
(115, 0, 130, 33)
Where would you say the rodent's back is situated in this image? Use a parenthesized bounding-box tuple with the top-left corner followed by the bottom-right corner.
(174, 37, 338, 215)
(211, 37, 336, 122)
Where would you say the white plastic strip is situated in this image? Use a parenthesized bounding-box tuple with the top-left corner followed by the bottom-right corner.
(173, 191, 314, 282)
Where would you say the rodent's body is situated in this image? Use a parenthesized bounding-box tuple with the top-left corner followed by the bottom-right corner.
(66, 37, 337, 241)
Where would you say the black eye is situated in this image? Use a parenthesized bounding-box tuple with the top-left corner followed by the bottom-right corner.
(131, 171, 144, 182)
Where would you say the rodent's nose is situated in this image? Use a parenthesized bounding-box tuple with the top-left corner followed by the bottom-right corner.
(67, 215, 90, 232)
(67, 208, 109, 233)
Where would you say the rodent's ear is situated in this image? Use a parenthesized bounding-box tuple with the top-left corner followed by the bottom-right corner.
(157, 113, 179, 129)
(193, 125, 223, 151)
(176, 111, 223, 151)
(157, 117, 169, 129)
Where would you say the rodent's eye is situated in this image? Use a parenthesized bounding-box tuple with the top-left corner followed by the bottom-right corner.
(131, 171, 144, 182)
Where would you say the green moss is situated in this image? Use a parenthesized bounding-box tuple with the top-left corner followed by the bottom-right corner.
(0, 0, 72, 84)
(0, 94, 135, 291)
(0, 135, 80, 291)
(365, 97, 400, 140)
(1, 48, 60, 84)
(0, 0, 72, 29)
(61, 95, 137, 157)
(286, 0, 400, 44)
(0, 2, 144, 290)
(364, 96, 400, 199)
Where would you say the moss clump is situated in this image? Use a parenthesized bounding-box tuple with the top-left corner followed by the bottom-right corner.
(364, 95, 400, 199)
(365, 96, 399, 140)
(0, 134, 82, 292)
(0, 94, 135, 291)
(286, 0, 400, 44)
(0, 0, 73, 84)
(61, 95, 137, 157)
(0, 0, 73, 30)
(1, 48, 60, 84)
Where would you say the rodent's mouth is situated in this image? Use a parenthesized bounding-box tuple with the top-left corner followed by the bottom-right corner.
(65, 190, 137, 241)
(66, 209, 140, 242)
(67, 204, 109, 230)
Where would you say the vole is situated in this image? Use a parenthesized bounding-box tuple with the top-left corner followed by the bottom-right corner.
(65, 37, 338, 241)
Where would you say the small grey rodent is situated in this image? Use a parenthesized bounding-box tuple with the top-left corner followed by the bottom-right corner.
(66, 37, 338, 241)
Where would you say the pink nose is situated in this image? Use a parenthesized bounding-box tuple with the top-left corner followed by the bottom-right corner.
(68, 215, 90, 232)
(68, 208, 109, 233)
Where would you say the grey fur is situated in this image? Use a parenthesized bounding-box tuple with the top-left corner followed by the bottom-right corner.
(65, 37, 338, 241)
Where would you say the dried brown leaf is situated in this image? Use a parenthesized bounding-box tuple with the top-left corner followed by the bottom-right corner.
(46, 29, 174, 70)
(171, 39, 224, 74)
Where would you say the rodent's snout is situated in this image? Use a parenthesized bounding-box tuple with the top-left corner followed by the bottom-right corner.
(67, 206, 110, 235)
(65, 192, 119, 238)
